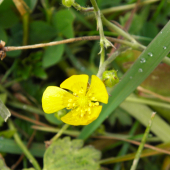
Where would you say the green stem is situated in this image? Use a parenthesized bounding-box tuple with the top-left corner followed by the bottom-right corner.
(90, 0, 106, 66)
(4, 78, 23, 88)
(101, 0, 160, 15)
(1, 60, 17, 83)
(97, 47, 129, 78)
(8, 119, 41, 170)
(101, 14, 136, 43)
(22, 13, 29, 45)
(50, 124, 70, 142)
(162, 56, 170, 66)
(7, 101, 44, 115)
(130, 112, 156, 170)
(72, 2, 94, 11)
(126, 97, 170, 109)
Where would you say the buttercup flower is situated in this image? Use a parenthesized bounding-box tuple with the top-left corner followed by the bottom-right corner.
(42, 74, 108, 125)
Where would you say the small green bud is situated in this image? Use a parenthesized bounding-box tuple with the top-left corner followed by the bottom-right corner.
(102, 70, 119, 87)
(62, 0, 75, 7)
(54, 109, 67, 120)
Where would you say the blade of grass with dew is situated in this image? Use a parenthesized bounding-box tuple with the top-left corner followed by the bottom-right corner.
(78, 21, 170, 140)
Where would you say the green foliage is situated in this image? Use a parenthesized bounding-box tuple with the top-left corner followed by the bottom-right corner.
(24, 0, 38, 11)
(79, 21, 170, 140)
(43, 37, 65, 68)
(0, 94, 10, 122)
(108, 107, 132, 126)
(43, 137, 101, 170)
(0, 155, 10, 170)
(1, 0, 170, 169)
(52, 9, 75, 38)
(44, 112, 63, 125)
(29, 21, 57, 44)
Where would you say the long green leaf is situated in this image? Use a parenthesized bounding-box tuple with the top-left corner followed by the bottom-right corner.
(0, 138, 45, 157)
(78, 21, 170, 140)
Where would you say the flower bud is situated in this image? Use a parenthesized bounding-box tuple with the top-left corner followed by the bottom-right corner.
(54, 109, 67, 120)
(62, 0, 75, 7)
(102, 70, 119, 87)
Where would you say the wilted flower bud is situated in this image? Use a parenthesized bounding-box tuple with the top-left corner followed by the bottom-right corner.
(102, 70, 119, 87)
(62, 0, 75, 7)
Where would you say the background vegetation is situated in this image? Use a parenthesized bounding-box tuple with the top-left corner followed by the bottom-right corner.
(0, 0, 170, 169)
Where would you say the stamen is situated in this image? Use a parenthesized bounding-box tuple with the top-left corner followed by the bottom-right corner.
(91, 97, 97, 101)
(68, 99, 72, 102)
(95, 102, 99, 106)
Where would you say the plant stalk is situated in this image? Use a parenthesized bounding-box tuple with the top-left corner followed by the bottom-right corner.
(8, 119, 41, 170)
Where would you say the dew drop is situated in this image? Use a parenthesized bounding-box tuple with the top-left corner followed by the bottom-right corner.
(138, 68, 143, 73)
(163, 46, 167, 50)
(130, 76, 133, 79)
(148, 52, 153, 57)
(140, 58, 146, 63)
(160, 31, 162, 34)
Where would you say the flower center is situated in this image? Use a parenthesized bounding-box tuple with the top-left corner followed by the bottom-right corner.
(77, 96, 89, 107)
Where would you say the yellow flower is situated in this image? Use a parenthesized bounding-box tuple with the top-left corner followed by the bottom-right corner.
(42, 75, 108, 125)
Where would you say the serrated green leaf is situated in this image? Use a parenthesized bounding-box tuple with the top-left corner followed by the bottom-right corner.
(0, 154, 10, 170)
(52, 10, 75, 38)
(42, 37, 64, 68)
(78, 21, 170, 140)
(43, 137, 101, 170)
(0, 98, 11, 122)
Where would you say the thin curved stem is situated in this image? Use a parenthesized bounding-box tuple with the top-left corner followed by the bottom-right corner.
(4, 36, 138, 51)
(8, 119, 41, 170)
(50, 124, 70, 142)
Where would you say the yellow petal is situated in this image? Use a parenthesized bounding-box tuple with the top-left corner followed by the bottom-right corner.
(87, 75, 108, 104)
(60, 74, 88, 96)
(61, 106, 102, 125)
(42, 86, 74, 114)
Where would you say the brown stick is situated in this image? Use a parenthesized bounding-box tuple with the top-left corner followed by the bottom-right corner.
(95, 135, 170, 156)
(10, 109, 51, 127)
(137, 86, 170, 103)
(4, 36, 131, 51)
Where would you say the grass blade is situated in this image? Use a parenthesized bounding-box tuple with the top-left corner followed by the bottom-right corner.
(78, 21, 170, 140)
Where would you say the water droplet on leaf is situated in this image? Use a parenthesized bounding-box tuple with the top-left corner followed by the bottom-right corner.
(138, 68, 143, 73)
(140, 58, 146, 63)
(148, 52, 153, 57)
(163, 46, 167, 50)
